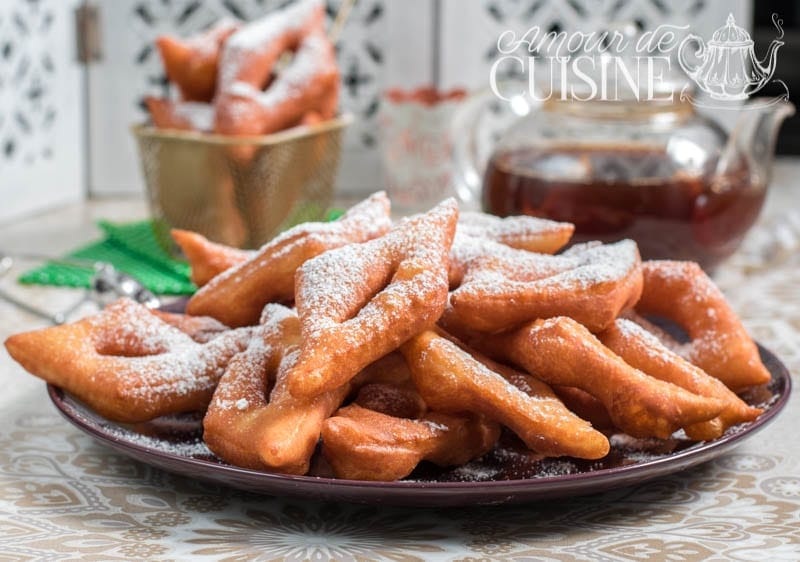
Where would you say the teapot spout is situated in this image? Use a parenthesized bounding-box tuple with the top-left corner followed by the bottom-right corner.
(718, 100, 795, 185)
(755, 14, 785, 86)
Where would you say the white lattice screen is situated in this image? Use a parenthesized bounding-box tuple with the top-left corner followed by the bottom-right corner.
(0, 0, 85, 224)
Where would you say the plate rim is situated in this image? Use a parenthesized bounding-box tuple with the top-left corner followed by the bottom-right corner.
(46, 342, 792, 497)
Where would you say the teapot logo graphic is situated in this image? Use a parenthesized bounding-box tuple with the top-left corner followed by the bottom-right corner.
(679, 13, 786, 101)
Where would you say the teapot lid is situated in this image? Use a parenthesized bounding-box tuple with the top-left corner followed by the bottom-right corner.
(710, 14, 752, 46)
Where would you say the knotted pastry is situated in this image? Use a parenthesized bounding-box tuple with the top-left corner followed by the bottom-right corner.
(4, 299, 252, 423)
(214, 0, 337, 135)
(286, 198, 459, 399)
(171, 229, 252, 287)
(445, 239, 642, 333)
(401, 331, 609, 459)
(321, 404, 500, 481)
(457, 317, 725, 439)
(187, 192, 392, 327)
(203, 304, 350, 474)
(156, 19, 240, 102)
(635, 260, 771, 391)
(599, 318, 762, 440)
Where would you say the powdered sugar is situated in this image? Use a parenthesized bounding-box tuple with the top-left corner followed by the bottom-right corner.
(227, 31, 331, 109)
(172, 102, 215, 131)
(219, 0, 322, 88)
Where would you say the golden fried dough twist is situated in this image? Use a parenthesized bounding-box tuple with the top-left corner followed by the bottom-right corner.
(599, 318, 762, 440)
(401, 331, 610, 459)
(459, 317, 725, 439)
(171, 229, 252, 287)
(203, 304, 350, 474)
(4, 299, 253, 423)
(149, 309, 229, 343)
(636, 261, 771, 391)
(214, 0, 333, 135)
(445, 239, 642, 333)
(156, 19, 240, 102)
(187, 192, 392, 327)
(457, 212, 574, 253)
(286, 199, 459, 399)
(448, 214, 573, 288)
(321, 404, 500, 481)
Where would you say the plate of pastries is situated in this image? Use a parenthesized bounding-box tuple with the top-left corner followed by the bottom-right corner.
(5, 193, 791, 507)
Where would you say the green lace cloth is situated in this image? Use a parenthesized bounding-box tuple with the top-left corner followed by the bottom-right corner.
(18, 220, 196, 295)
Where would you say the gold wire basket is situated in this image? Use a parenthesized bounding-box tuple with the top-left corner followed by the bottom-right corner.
(132, 114, 352, 251)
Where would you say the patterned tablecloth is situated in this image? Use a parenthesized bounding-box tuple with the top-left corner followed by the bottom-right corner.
(0, 183, 798, 561)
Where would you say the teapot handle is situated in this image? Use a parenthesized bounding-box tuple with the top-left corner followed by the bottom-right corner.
(450, 84, 533, 208)
(677, 33, 706, 81)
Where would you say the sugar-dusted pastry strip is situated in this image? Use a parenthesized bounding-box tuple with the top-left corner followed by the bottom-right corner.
(321, 404, 500, 481)
(145, 98, 215, 132)
(636, 260, 771, 391)
(171, 229, 253, 287)
(461, 317, 725, 439)
(4, 299, 252, 422)
(203, 305, 349, 474)
(286, 199, 458, 398)
(149, 309, 229, 343)
(446, 239, 642, 333)
(187, 192, 392, 327)
(599, 317, 762, 440)
(457, 212, 574, 253)
(401, 330, 609, 459)
(156, 18, 240, 102)
(216, 30, 339, 136)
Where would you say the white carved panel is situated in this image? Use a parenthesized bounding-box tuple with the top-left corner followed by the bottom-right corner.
(0, 0, 84, 224)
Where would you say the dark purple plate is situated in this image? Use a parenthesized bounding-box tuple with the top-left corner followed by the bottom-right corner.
(48, 343, 791, 507)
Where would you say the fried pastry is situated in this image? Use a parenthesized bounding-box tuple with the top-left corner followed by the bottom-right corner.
(149, 309, 229, 343)
(203, 304, 350, 474)
(459, 317, 725, 439)
(215, 30, 339, 136)
(286, 198, 458, 398)
(215, 0, 323, 94)
(353, 382, 427, 419)
(4, 299, 252, 423)
(186, 192, 392, 326)
(214, 0, 333, 135)
(445, 239, 642, 333)
(449, 214, 574, 287)
(156, 19, 240, 102)
(552, 386, 615, 430)
(145, 98, 215, 132)
(401, 331, 609, 459)
(171, 229, 252, 287)
(457, 212, 574, 253)
(321, 404, 500, 481)
(599, 317, 762, 440)
(636, 261, 771, 391)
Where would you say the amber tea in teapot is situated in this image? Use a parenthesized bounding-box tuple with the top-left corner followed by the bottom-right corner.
(483, 144, 767, 270)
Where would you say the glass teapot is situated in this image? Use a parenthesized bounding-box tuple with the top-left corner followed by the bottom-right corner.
(453, 84, 794, 271)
